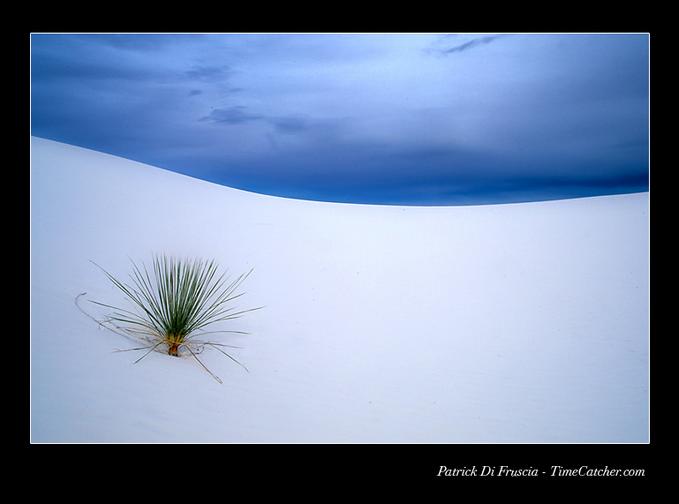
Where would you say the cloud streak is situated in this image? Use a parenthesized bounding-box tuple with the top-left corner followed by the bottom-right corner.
(200, 106, 262, 124)
(439, 35, 505, 54)
(185, 65, 232, 81)
(200, 106, 315, 135)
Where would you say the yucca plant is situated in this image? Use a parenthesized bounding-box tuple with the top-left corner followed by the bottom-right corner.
(76, 255, 261, 383)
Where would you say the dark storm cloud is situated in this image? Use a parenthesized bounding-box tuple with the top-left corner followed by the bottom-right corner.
(31, 33, 649, 205)
(194, 140, 647, 205)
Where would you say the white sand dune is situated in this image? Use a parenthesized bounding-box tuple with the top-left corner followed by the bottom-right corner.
(30, 137, 649, 443)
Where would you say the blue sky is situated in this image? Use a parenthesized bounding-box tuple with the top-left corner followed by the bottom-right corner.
(31, 33, 649, 205)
